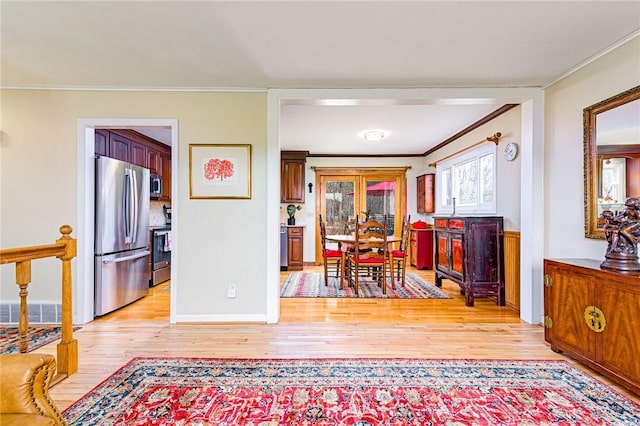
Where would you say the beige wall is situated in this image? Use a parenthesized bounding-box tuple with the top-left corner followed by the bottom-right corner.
(423, 105, 522, 231)
(544, 37, 640, 260)
(0, 90, 268, 321)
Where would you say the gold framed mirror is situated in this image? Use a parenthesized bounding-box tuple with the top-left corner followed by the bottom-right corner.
(584, 85, 640, 239)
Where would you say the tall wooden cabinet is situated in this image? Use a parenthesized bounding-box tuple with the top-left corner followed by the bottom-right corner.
(416, 173, 435, 213)
(410, 228, 433, 270)
(544, 258, 640, 395)
(433, 216, 505, 307)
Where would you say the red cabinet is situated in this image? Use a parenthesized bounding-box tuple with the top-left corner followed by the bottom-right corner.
(433, 216, 505, 307)
(410, 228, 433, 270)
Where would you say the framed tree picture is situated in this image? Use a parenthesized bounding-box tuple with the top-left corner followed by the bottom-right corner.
(189, 144, 252, 199)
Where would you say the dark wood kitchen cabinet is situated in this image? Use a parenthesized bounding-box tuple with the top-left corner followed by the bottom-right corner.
(130, 140, 147, 167)
(433, 216, 505, 307)
(287, 226, 304, 271)
(544, 258, 640, 395)
(95, 129, 110, 157)
(109, 131, 132, 163)
(159, 151, 172, 201)
(96, 129, 172, 201)
(110, 129, 148, 167)
(147, 147, 160, 174)
(281, 151, 308, 203)
(416, 173, 435, 213)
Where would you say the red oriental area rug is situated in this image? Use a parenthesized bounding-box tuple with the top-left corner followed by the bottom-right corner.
(0, 325, 81, 354)
(62, 357, 640, 425)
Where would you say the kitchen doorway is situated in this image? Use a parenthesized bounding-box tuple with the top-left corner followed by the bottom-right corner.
(76, 118, 178, 324)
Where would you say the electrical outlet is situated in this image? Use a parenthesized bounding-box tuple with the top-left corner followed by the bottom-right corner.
(227, 283, 236, 298)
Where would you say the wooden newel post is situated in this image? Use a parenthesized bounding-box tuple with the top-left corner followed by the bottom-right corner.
(56, 224, 78, 376)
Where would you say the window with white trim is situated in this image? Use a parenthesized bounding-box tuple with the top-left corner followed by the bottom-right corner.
(435, 142, 497, 215)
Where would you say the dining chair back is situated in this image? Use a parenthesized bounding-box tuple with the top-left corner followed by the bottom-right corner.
(319, 214, 342, 286)
(346, 218, 388, 295)
(390, 214, 411, 288)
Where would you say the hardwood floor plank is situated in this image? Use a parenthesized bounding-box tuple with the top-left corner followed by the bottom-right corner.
(36, 265, 638, 410)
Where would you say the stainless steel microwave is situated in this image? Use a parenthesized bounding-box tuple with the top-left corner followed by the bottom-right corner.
(150, 174, 162, 197)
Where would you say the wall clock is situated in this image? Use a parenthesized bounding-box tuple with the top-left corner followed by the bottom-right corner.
(504, 142, 518, 161)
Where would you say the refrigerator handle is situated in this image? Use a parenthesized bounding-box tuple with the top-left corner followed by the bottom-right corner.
(101, 250, 150, 264)
(131, 168, 139, 244)
(124, 169, 132, 243)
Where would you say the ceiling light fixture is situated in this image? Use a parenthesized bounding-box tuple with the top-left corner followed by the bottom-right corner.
(359, 129, 387, 141)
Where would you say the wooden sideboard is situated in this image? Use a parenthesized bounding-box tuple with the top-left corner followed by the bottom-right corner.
(409, 228, 433, 270)
(544, 258, 640, 395)
(433, 216, 505, 307)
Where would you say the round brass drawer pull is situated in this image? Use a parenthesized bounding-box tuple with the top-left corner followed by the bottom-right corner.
(584, 306, 606, 333)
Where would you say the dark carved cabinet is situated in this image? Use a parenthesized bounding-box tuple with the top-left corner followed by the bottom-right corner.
(433, 216, 505, 307)
(544, 258, 640, 395)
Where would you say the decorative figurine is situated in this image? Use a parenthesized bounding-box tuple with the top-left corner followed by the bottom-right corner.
(600, 197, 640, 272)
(287, 204, 300, 225)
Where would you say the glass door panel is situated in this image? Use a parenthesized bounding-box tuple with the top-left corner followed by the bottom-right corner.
(319, 176, 358, 252)
(315, 169, 406, 263)
(362, 178, 400, 236)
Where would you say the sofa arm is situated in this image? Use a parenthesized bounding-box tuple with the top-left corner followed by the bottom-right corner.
(0, 354, 66, 425)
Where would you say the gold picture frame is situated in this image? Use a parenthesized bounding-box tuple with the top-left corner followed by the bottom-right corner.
(189, 144, 252, 199)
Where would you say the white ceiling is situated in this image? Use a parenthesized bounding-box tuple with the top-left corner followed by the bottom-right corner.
(3, 1, 639, 154)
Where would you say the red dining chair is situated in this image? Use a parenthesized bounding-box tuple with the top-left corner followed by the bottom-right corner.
(389, 215, 411, 289)
(319, 215, 342, 286)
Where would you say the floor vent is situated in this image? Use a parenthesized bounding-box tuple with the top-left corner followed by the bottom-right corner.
(0, 303, 62, 324)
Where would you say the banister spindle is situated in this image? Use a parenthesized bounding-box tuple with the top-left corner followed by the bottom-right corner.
(15, 260, 32, 353)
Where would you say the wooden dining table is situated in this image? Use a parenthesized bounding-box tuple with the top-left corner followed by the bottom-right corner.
(325, 234, 401, 289)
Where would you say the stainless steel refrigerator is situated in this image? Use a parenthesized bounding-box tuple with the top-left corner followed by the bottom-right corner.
(94, 156, 150, 316)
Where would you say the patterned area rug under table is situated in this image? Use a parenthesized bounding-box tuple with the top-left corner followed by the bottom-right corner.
(62, 357, 640, 425)
(280, 272, 451, 299)
(0, 325, 81, 354)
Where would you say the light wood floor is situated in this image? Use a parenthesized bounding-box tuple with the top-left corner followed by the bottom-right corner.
(36, 265, 638, 410)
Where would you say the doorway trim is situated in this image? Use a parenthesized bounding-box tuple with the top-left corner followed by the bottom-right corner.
(76, 118, 178, 324)
(267, 88, 544, 325)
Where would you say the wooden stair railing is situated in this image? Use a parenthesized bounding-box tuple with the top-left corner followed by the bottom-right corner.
(0, 225, 78, 384)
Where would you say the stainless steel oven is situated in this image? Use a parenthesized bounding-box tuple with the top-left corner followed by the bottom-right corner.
(150, 226, 171, 286)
